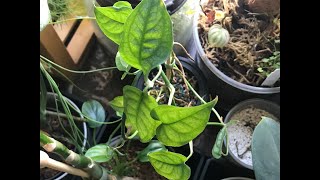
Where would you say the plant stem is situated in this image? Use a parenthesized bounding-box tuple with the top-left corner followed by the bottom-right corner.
(207, 122, 224, 126)
(46, 110, 86, 122)
(160, 71, 175, 105)
(40, 131, 114, 179)
(41, 55, 117, 73)
(126, 131, 138, 139)
(93, 128, 97, 146)
(173, 42, 195, 61)
(107, 122, 122, 144)
(186, 141, 194, 160)
(151, 65, 163, 84)
(50, 16, 96, 24)
(156, 87, 164, 102)
(40, 150, 90, 178)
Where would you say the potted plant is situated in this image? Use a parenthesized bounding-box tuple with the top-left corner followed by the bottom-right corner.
(192, 0, 280, 110)
(40, 0, 239, 179)
(223, 98, 279, 170)
(198, 115, 279, 180)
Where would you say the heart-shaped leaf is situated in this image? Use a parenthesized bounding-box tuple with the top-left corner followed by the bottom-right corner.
(110, 96, 124, 115)
(85, 144, 114, 163)
(252, 117, 280, 180)
(123, 85, 161, 142)
(82, 100, 106, 128)
(115, 52, 131, 72)
(119, 0, 173, 75)
(94, 1, 133, 45)
(137, 140, 167, 162)
(151, 98, 217, 147)
(212, 126, 227, 159)
(148, 151, 190, 180)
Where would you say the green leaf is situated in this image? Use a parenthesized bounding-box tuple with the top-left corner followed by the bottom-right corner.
(257, 67, 264, 73)
(252, 117, 280, 180)
(151, 98, 217, 147)
(123, 85, 161, 142)
(138, 140, 167, 162)
(110, 96, 124, 114)
(261, 58, 269, 63)
(119, 0, 173, 75)
(212, 126, 227, 159)
(82, 100, 105, 128)
(94, 1, 133, 44)
(85, 144, 114, 163)
(115, 52, 131, 72)
(148, 151, 190, 180)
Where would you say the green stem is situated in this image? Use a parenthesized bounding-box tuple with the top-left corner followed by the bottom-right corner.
(107, 122, 122, 144)
(173, 42, 195, 61)
(40, 131, 113, 180)
(155, 87, 164, 102)
(50, 16, 96, 24)
(46, 110, 85, 122)
(93, 128, 97, 146)
(126, 131, 138, 139)
(151, 65, 162, 84)
(126, 157, 138, 166)
(160, 71, 175, 105)
(41, 56, 117, 73)
(207, 122, 224, 126)
(186, 141, 193, 160)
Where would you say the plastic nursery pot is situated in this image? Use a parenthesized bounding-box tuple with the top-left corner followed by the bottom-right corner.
(198, 158, 255, 180)
(41, 92, 88, 180)
(223, 98, 280, 170)
(135, 56, 209, 103)
(83, 0, 188, 56)
(192, 8, 280, 111)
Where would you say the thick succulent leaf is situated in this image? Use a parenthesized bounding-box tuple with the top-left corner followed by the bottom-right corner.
(123, 85, 161, 142)
(119, 0, 173, 75)
(252, 117, 280, 180)
(94, 1, 133, 44)
(137, 140, 167, 162)
(151, 98, 217, 146)
(82, 100, 105, 128)
(148, 151, 190, 180)
(85, 144, 114, 163)
(110, 96, 124, 114)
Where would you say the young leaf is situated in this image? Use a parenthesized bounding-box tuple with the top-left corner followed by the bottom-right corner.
(82, 100, 106, 128)
(151, 98, 217, 147)
(137, 140, 167, 162)
(85, 144, 114, 163)
(148, 151, 191, 180)
(110, 96, 124, 114)
(115, 52, 131, 72)
(252, 117, 280, 180)
(123, 85, 161, 142)
(119, 0, 173, 75)
(94, 1, 133, 45)
(212, 126, 227, 159)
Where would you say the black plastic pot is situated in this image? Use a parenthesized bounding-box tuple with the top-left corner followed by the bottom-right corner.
(41, 92, 88, 180)
(223, 98, 280, 170)
(134, 56, 209, 103)
(198, 158, 255, 180)
(192, 9, 280, 111)
(84, 0, 188, 55)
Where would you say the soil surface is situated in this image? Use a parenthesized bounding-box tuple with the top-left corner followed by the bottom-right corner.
(227, 106, 278, 166)
(198, 0, 280, 87)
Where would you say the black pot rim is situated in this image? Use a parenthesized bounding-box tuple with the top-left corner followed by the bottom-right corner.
(223, 98, 280, 170)
(43, 92, 88, 180)
(192, 8, 280, 94)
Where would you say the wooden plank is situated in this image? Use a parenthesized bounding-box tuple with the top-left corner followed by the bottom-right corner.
(40, 24, 76, 79)
(53, 20, 77, 43)
(67, 19, 95, 65)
